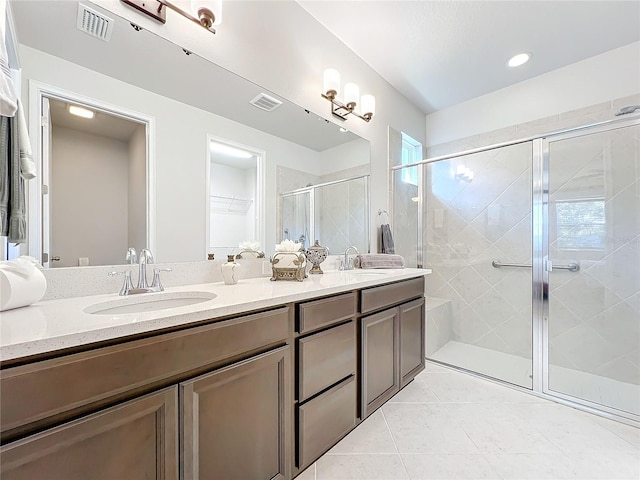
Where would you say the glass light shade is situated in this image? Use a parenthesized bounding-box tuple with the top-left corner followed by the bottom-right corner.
(323, 69, 340, 97)
(344, 82, 359, 107)
(191, 0, 222, 25)
(360, 94, 375, 116)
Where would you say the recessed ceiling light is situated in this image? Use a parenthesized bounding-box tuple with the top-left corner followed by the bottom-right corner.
(68, 104, 95, 119)
(210, 142, 253, 159)
(507, 52, 531, 68)
(339, 127, 348, 133)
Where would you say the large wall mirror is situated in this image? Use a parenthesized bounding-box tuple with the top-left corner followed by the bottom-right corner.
(10, 0, 370, 267)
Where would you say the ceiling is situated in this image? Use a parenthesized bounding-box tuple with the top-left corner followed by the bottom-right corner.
(299, 1, 640, 114)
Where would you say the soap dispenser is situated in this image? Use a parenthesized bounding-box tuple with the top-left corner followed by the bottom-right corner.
(221, 254, 239, 285)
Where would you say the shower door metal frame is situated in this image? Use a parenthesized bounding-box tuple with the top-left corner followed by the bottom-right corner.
(539, 116, 640, 423)
(392, 113, 640, 425)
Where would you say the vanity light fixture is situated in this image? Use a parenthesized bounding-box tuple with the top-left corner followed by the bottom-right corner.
(121, 0, 221, 34)
(68, 104, 95, 119)
(321, 69, 375, 122)
(507, 52, 531, 67)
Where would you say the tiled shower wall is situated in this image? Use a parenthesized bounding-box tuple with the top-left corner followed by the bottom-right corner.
(409, 93, 640, 385)
(277, 165, 369, 254)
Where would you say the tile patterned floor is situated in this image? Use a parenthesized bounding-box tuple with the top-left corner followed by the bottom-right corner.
(297, 362, 640, 480)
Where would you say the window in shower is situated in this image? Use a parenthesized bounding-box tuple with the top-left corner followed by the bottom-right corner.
(555, 198, 606, 250)
(401, 132, 422, 186)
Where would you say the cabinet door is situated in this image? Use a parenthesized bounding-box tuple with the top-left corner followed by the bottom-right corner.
(180, 346, 290, 480)
(399, 297, 426, 387)
(0, 387, 178, 480)
(361, 308, 400, 418)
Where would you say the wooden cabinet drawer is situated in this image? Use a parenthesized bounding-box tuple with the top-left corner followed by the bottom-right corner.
(297, 321, 355, 401)
(1, 307, 290, 440)
(297, 292, 356, 334)
(360, 277, 424, 314)
(297, 375, 356, 468)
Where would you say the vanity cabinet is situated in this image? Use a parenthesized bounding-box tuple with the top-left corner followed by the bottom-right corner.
(360, 278, 425, 419)
(0, 274, 426, 480)
(181, 346, 290, 480)
(0, 387, 178, 480)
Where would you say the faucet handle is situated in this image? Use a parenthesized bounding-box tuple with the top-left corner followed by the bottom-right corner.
(151, 268, 172, 291)
(109, 270, 134, 296)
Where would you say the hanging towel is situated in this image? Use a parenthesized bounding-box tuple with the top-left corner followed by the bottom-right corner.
(354, 254, 405, 269)
(380, 223, 395, 254)
(16, 100, 35, 179)
(0, 0, 18, 117)
(0, 114, 26, 243)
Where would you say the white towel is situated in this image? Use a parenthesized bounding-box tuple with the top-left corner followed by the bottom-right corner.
(17, 100, 36, 179)
(0, 256, 47, 311)
(0, 0, 18, 117)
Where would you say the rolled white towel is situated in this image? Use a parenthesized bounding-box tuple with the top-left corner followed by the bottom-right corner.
(354, 254, 405, 269)
(0, 256, 47, 311)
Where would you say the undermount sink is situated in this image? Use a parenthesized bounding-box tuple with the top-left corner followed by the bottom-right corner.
(84, 291, 217, 315)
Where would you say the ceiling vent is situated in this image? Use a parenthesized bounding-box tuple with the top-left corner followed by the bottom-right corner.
(77, 3, 114, 42)
(250, 93, 283, 112)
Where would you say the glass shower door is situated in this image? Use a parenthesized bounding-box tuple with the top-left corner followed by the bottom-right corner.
(424, 142, 534, 388)
(545, 120, 640, 417)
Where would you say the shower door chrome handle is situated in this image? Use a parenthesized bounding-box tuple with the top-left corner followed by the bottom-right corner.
(492, 260, 531, 269)
(545, 260, 580, 272)
(492, 260, 579, 272)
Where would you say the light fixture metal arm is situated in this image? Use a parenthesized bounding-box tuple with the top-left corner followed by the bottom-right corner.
(121, 0, 217, 34)
(321, 93, 372, 122)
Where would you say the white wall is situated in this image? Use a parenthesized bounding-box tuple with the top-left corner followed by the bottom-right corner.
(317, 138, 370, 177)
(425, 42, 640, 146)
(51, 126, 129, 267)
(21, 45, 337, 262)
(90, 0, 427, 249)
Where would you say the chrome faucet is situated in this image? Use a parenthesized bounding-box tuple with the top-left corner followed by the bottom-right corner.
(110, 248, 171, 295)
(137, 248, 154, 289)
(340, 246, 359, 271)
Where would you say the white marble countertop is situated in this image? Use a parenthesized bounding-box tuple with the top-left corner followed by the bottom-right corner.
(0, 268, 430, 362)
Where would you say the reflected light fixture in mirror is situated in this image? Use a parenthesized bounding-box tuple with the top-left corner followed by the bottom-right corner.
(121, 0, 221, 33)
(210, 142, 253, 158)
(68, 104, 95, 119)
(321, 69, 375, 122)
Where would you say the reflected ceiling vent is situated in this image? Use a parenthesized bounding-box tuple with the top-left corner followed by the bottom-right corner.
(250, 93, 282, 112)
(77, 3, 114, 42)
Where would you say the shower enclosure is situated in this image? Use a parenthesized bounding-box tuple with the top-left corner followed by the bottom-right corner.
(279, 175, 369, 254)
(392, 116, 640, 423)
